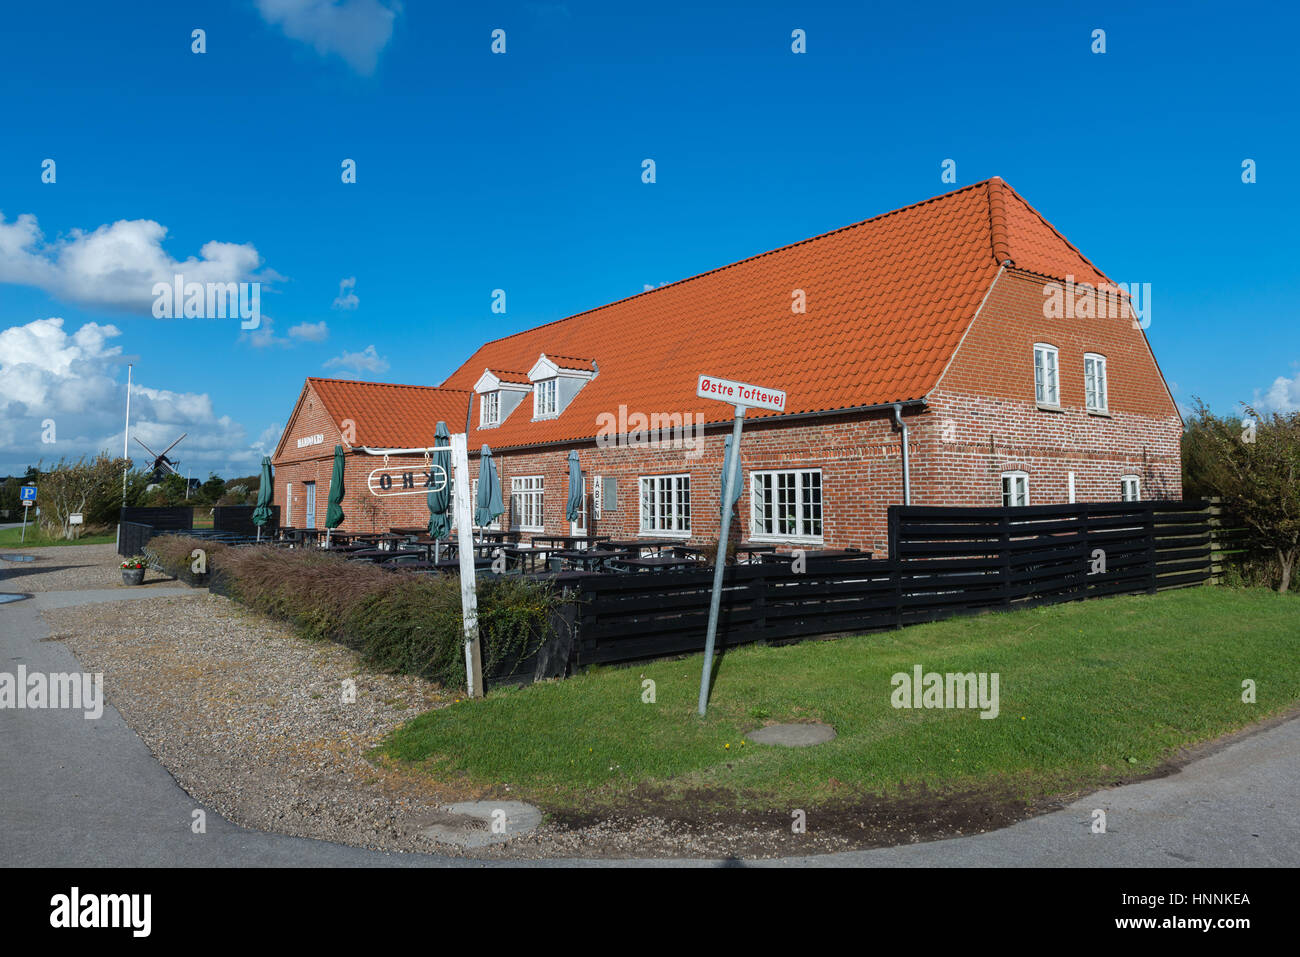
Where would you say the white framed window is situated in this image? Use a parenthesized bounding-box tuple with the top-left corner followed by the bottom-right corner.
(751, 469, 823, 542)
(1120, 474, 1141, 502)
(639, 474, 691, 535)
(1034, 343, 1060, 407)
(510, 475, 544, 531)
(1084, 353, 1108, 412)
(534, 378, 558, 418)
(1001, 471, 1029, 507)
(480, 391, 500, 427)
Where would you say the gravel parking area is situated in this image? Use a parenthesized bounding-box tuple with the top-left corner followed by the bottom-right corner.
(1, 543, 178, 592)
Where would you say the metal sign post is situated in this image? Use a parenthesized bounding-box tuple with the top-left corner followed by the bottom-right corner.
(694, 375, 788, 716)
(450, 433, 485, 697)
(19, 485, 36, 544)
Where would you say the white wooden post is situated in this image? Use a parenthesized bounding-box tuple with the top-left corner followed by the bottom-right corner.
(450, 433, 485, 697)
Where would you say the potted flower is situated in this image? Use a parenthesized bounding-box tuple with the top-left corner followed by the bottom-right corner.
(121, 557, 146, 586)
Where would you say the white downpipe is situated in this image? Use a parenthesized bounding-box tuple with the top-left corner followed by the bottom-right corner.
(892, 403, 911, 506)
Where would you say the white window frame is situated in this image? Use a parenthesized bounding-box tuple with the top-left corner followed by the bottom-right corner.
(750, 468, 823, 543)
(1034, 343, 1060, 407)
(510, 475, 544, 532)
(1120, 474, 1141, 502)
(480, 390, 501, 427)
(1084, 353, 1109, 413)
(1001, 471, 1029, 507)
(639, 474, 691, 536)
(534, 378, 558, 419)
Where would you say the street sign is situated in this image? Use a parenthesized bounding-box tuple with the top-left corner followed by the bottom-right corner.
(20, 485, 37, 503)
(693, 374, 790, 716)
(696, 375, 787, 413)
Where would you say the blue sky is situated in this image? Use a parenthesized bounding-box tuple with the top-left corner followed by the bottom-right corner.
(1, 0, 1296, 477)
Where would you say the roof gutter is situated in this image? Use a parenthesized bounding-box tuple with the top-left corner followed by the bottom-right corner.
(471, 398, 929, 454)
(892, 403, 912, 506)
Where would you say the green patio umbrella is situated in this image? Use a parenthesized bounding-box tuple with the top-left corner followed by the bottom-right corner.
(475, 445, 504, 531)
(427, 422, 452, 557)
(324, 444, 346, 545)
(251, 456, 274, 542)
(565, 450, 583, 523)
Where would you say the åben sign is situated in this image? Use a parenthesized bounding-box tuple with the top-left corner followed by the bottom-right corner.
(696, 375, 786, 413)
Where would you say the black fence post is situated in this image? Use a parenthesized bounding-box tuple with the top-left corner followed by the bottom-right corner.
(1145, 503, 1158, 594)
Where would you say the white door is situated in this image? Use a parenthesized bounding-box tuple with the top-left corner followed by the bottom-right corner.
(569, 475, 586, 538)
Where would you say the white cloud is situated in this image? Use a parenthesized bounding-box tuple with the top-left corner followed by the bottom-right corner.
(323, 344, 388, 375)
(332, 276, 359, 310)
(0, 317, 265, 476)
(0, 212, 276, 316)
(256, 0, 400, 74)
(1253, 371, 1300, 414)
(289, 320, 330, 342)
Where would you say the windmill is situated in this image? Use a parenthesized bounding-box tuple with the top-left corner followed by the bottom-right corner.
(135, 433, 187, 484)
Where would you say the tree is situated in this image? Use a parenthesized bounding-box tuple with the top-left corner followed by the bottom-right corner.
(1191, 399, 1300, 592)
(36, 454, 135, 540)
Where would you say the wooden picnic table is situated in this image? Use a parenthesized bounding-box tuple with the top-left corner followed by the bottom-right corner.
(609, 555, 700, 573)
(602, 539, 685, 557)
(552, 547, 631, 571)
(530, 534, 611, 551)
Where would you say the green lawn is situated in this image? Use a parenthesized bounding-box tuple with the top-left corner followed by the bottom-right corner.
(379, 586, 1299, 810)
(0, 525, 116, 548)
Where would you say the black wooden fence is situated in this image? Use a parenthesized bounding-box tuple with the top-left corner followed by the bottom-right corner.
(569, 500, 1216, 669)
(213, 505, 279, 536)
(117, 507, 193, 556)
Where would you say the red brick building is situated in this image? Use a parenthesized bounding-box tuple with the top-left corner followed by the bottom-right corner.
(273, 178, 1181, 556)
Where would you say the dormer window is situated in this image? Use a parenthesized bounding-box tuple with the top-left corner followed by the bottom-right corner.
(535, 378, 558, 418)
(480, 390, 501, 427)
(473, 369, 532, 429)
(527, 353, 596, 420)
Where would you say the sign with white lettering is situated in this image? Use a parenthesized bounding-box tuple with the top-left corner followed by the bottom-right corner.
(366, 464, 449, 498)
(696, 375, 787, 412)
(20, 485, 37, 503)
(296, 434, 325, 449)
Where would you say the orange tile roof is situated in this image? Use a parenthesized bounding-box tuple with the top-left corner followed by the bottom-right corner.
(307, 377, 470, 449)
(485, 369, 532, 385)
(440, 179, 1111, 451)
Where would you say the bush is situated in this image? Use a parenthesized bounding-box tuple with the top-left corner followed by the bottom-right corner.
(146, 535, 562, 689)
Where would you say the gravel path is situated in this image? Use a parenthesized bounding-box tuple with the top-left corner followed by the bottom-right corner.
(1, 543, 179, 592)
(40, 580, 872, 859)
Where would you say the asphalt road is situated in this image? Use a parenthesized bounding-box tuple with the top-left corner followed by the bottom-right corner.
(2, 578, 1296, 867)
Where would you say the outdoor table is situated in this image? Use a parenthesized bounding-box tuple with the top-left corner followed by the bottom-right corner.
(552, 548, 629, 571)
(388, 527, 426, 537)
(602, 539, 681, 557)
(500, 545, 554, 574)
(432, 557, 493, 573)
(478, 530, 521, 545)
(609, 556, 699, 573)
(531, 534, 611, 551)
(345, 548, 411, 564)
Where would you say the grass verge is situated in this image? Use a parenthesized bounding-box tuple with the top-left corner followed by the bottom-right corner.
(379, 586, 1299, 811)
(0, 526, 116, 548)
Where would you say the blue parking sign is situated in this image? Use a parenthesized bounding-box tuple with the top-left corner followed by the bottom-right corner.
(20, 485, 36, 503)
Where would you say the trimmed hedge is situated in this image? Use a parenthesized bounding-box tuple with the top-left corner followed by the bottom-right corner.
(145, 535, 563, 689)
